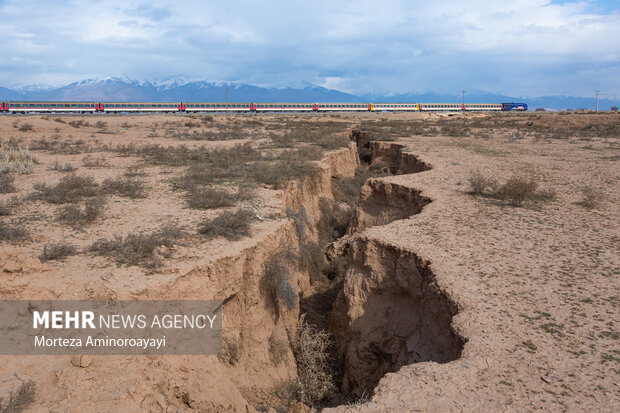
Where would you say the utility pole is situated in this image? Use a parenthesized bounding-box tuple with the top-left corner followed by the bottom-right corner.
(225, 87, 229, 114)
(461, 90, 466, 110)
(594, 90, 600, 112)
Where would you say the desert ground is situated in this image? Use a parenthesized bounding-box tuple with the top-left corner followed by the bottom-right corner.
(0, 111, 618, 412)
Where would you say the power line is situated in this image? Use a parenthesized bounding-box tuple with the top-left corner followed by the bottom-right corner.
(594, 90, 600, 112)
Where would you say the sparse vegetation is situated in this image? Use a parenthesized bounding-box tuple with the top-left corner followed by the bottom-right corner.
(33, 174, 99, 203)
(51, 161, 76, 172)
(186, 185, 254, 209)
(18, 122, 34, 132)
(0, 380, 36, 413)
(56, 197, 106, 226)
(468, 171, 554, 206)
(0, 172, 16, 193)
(578, 187, 605, 209)
(89, 224, 185, 268)
(39, 242, 77, 262)
(81, 155, 108, 168)
(102, 176, 147, 198)
(1, 143, 38, 174)
(262, 249, 298, 315)
(197, 208, 255, 240)
(0, 220, 29, 241)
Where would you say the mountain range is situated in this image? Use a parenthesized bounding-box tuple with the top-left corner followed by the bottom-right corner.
(1, 77, 617, 111)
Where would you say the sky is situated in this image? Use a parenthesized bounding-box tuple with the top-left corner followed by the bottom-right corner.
(0, 0, 618, 98)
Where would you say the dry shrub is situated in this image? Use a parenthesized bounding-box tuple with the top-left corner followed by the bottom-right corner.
(1, 143, 37, 174)
(315, 134, 350, 150)
(90, 224, 184, 268)
(0, 172, 16, 193)
(0, 221, 29, 241)
(578, 187, 605, 209)
(18, 123, 34, 132)
(0, 380, 36, 413)
(498, 176, 538, 206)
(468, 170, 489, 194)
(262, 250, 298, 315)
(198, 208, 255, 240)
(332, 166, 374, 207)
(69, 119, 89, 128)
(33, 174, 99, 203)
(102, 176, 147, 198)
(51, 161, 76, 173)
(294, 314, 335, 405)
(81, 155, 108, 168)
(252, 149, 321, 188)
(186, 185, 254, 209)
(39, 242, 77, 262)
(268, 334, 289, 366)
(299, 241, 327, 284)
(469, 170, 553, 207)
(220, 336, 242, 366)
(56, 197, 106, 226)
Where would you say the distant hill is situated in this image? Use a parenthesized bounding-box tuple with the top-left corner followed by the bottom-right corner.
(1, 77, 618, 110)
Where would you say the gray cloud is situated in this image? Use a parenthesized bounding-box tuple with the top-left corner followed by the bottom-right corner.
(0, 0, 618, 97)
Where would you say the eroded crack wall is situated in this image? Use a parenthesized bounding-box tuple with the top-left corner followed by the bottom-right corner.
(330, 236, 464, 397)
(348, 178, 432, 233)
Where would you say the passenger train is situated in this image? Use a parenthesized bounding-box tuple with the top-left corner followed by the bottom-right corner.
(0, 101, 527, 114)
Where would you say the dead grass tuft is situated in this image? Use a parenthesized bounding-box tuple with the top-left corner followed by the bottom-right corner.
(197, 208, 255, 240)
(1, 143, 38, 174)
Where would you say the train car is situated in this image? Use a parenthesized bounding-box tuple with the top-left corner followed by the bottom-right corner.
(100, 102, 179, 113)
(465, 103, 502, 111)
(185, 102, 251, 112)
(371, 103, 419, 112)
(6, 101, 98, 113)
(253, 103, 314, 112)
(419, 103, 462, 111)
(501, 102, 528, 111)
(316, 103, 369, 112)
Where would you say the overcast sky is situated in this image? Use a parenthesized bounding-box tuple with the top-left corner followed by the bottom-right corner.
(0, 0, 618, 97)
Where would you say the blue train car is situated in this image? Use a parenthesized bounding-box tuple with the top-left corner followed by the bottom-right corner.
(501, 102, 528, 111)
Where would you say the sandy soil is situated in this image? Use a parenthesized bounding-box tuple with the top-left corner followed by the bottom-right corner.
(0, 111, 618, 412)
